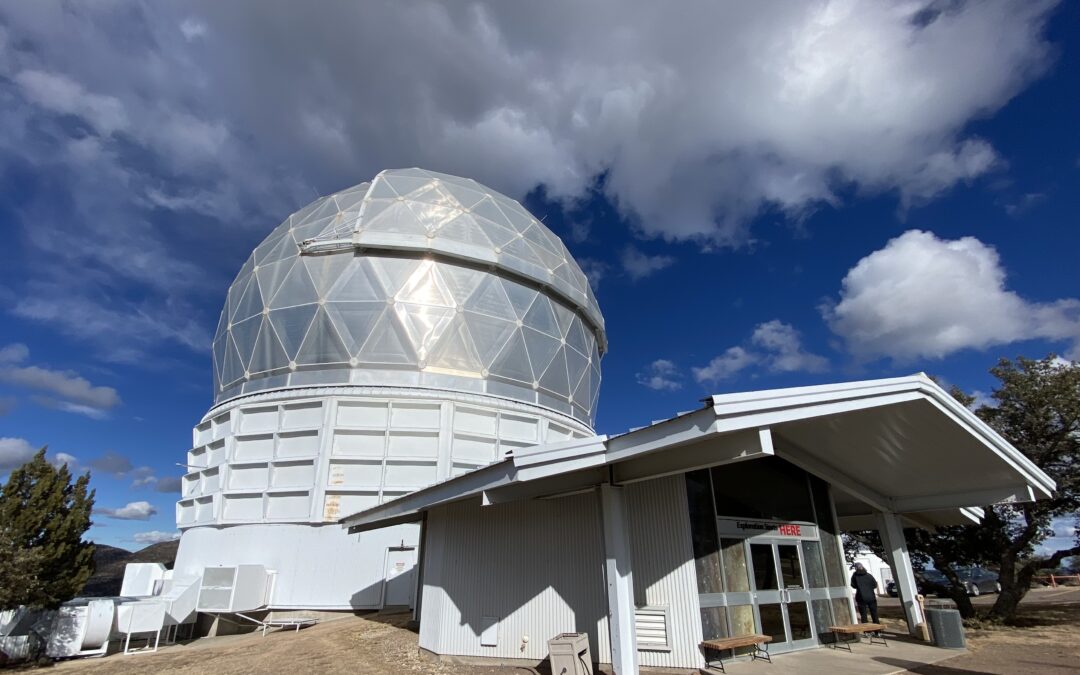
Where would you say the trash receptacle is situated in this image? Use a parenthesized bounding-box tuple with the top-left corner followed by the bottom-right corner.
(924, 607, 966, 649)
(548, 632, 593, 675)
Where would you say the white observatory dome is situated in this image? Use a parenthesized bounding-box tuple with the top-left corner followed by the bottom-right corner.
(177, 169, 606, 612)
(213, 168, 605, 426)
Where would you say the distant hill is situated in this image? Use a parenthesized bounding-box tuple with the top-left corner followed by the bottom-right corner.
(81, 539, 179, 597)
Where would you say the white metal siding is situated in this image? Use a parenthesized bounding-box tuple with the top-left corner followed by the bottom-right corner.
(625, 475, 706, 669)
(418, 492, 611, 663)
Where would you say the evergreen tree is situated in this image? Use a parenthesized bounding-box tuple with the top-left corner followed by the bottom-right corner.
(0, 449, 96, 608)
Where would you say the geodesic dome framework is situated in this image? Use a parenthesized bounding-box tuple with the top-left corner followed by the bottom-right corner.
(213, 168, 605, 426)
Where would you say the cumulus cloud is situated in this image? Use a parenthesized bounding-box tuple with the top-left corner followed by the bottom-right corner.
(823, 230, 1080, 362)
(636, 359, 683, 391)
(97, 501, 157, 520)
(693, 347, 760, 385)
(133, 530, 181, 545)
(52, 452, 79, 469)
(0, 437, 37, 473)
(0, 1, 1062, 359)
(693, 321, 827, 385)
(0, 343, 120, 416)
(620, 247, 676, 281)
(750, 321, 829, 374)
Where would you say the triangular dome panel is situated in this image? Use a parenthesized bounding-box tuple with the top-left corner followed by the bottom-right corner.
(248, 317, 289, 374)
(295, 307, 351, 365)
(269, 258, 318, 309)
(522, 327, 561, 378)
(268, 303, 318, 360)
(397, 262, 454, 307)
(325, 302, 384, 356)
(427, 317, 484, 374)
(490, 329, 534, 384)
(326, 260, 383, 302)
(524, 297, 560, 338)
(538, 348, 570, 398)
(221, 333, 246, 386)
(464, 276, 516, 320)
(465, 313, 517, 367)
(395, 303, 456, 354)
(357, 312, 416, 365)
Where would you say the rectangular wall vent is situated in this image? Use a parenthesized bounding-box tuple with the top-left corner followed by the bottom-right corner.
(635, 606, 670, 651)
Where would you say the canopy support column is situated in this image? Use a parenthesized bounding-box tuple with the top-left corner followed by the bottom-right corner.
(876, 511, 924, 637)
(600, 484, 638, 674)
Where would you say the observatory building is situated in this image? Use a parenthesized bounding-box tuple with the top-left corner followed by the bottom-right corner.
(174, 168, 604, 611)
(173, 167, 1055, 673)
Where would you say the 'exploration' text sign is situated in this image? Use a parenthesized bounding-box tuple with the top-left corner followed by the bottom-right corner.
(716, 517, 818, 540)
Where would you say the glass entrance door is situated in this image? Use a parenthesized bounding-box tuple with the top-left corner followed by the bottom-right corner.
(749, 540, 818, 653)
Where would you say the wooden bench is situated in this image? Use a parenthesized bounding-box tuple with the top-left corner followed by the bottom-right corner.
(700, 634, 772, 672)
(827, 623, 887, 651)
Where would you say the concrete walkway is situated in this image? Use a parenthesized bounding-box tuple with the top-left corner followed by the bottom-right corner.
(717, 633, 961, 675)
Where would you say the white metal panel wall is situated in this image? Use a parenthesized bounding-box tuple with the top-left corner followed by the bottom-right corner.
(174, 522, 418, 610)
(419, 493, 611, 663)
(625, 475, 706, 669)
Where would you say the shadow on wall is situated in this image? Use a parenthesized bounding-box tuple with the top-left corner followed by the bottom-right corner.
(429, 491, 608, 664)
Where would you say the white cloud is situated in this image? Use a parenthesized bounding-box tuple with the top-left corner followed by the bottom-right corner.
(97, 501, 157, 520)
(750, 320, 829, 374)
(0, 343, 120, 415)
(0, 437, 37, 472)
(0, 343, 29, 364)
(0, 1, 1062, 360)
(14, 69, 128, 135)
(0, 1, 1060, 245)
(694, 321, 827, 385)
(693, 346, 759, 384)
(968, 390, 996, 411)
(620, 246, 675, 281)
(179, 18, 207, 42)
(130, 466, 158, 489)
(133, 530, 181, 545)
(823, 230, 1080, 362)
(52, 452, 79, 469)
(636, 359, 682, 391)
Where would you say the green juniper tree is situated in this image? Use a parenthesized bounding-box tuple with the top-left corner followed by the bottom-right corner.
(971, 356, 1080, 620)
(0, 448, 96, 609)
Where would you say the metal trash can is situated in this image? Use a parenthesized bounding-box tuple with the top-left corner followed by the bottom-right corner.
(925, 607, 966, 649)
(548, 632, 593, 675)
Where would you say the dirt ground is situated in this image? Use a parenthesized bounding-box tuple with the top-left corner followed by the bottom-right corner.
(33, 588, 1080, 674)
(884, 587, 1080, 674)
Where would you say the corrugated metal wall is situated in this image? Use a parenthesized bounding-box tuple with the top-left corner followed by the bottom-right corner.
(625, 475, 705, 669)
(418, 474, 706, 669)
(418, 492, 611, 663)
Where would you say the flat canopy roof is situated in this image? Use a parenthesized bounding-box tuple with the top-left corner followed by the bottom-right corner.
(341, 374, 1055, 533)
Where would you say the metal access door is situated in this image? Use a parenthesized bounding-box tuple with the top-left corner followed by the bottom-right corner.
(381, 547, 416, 608)
(749, 540, 817, 653)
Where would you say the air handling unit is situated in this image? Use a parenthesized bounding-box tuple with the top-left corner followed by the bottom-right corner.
(172, 168, 605, 612)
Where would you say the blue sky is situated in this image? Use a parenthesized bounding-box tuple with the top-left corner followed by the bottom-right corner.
(0, 1, 1077, 550)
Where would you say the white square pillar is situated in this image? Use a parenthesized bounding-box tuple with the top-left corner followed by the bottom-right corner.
(600, 484, 638, 674)
(876, 511, 924, 636)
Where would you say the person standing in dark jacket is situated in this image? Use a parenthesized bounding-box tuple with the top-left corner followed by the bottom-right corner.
(850, 563, 879, 623)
